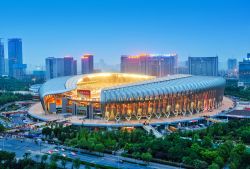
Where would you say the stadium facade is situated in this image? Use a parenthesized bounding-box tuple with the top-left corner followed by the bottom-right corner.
(39, 73, 225, 122)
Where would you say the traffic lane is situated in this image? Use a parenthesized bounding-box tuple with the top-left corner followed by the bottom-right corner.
(0, 138, 52, 158)
(62, 150, 158, 169)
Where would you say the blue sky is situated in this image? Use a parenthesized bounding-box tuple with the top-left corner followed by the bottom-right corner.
(0, 0, 249, 70)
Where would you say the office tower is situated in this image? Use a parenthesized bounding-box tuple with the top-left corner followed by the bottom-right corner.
(46, 56, 77, 80)
(73, 60, 77, 75)
(33, 70, 46, 82)
(64, 56, 77, 76)
(0, 40, 4, 76)
(188, 56, 218, 76)
(4, 58, 8, 75)
(120, 53, 177, 77)
(227, 58, 237, 78)
(8, 38, 26, 79)
(227, 59, 237, 71)
(239, 54, 250, 86)
(81, 54, 94, 74)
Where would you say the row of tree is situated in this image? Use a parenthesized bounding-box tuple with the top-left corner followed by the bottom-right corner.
(0, 150, 91, 169)
(224, 85, 250, 101)
(0, 92, 32, 106)
(42, 119, 250, 168)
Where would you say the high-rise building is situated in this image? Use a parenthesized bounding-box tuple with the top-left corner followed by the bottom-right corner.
(81, 54, 94, 74)
(188, 56, 218, 76)
(227, 58, 237, 70)
(227, 58, 237, 78)
(64, 56, 77, 76)
(46, 56, 77, 80)
(8, 38, 26, 79)
(121, 53, 177, 77)
(4, 58, 8, 75)
(73, 59, 77, 75)
(239, 54, 250, 86)
(0, 40, 4, 76)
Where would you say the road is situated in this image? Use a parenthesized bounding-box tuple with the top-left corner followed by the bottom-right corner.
(0, 138, 180, 169)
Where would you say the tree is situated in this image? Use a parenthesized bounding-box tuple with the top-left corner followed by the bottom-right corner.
(61, 157, 67, 169)
(208, 163, 220, 169)
(201, 150, 218, 163)
(141, 152, 152, 164)
(202, 136, 212, 148)
(95, 143, 105, 156)
(23, 152, 31, 160)
(193, 159, 208, 169)
(0, 124, 5, 132)
(41, 154, 48, 164)
(42, 127, 52, 138)
(49, 161, 57, 169)
(73, 158, 81, 169)
(214, 156, 224, 168)
(35, 154, 40, 169)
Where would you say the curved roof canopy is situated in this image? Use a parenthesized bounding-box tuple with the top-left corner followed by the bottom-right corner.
(100, 75, 225, 103)
(39, 73, 225, 103)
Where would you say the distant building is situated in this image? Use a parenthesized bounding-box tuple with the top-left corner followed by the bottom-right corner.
(32, 70, 46, 82)
(4, 58, 8, 75)
(64, 56, 77, 76)
(177, 66, 188, 74)
(45, 56, 77, 80)
(239, 54, 250, 86)
(121, 53, 178, 77)
(228, 58, 237, 70)
(188, 56, 218, 76)
(81, 54, 94, 74)
(73, 59, 77, 75)
(227, 58, 238, 78)
(8, 38, 27, 79)
(0, 40, 4, 76)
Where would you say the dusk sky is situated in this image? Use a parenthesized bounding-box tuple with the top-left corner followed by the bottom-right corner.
(0, 0, 250, 71)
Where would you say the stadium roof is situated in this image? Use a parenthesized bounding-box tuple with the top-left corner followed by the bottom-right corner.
(39, 73, 225, 103)
(100, 75, 225, 102)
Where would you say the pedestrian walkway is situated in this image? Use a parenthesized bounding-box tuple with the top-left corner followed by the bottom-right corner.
(143, 125, 163, 138)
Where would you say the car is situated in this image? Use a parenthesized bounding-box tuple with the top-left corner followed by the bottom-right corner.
(47, 150, 53, 154)
(71, 152, 77, 156)
(62, 153, 67, 157)
(54, 149, 59, 152)
(61, 148, 65, 151)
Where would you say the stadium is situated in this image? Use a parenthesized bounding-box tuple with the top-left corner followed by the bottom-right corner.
(35, 73, 227, 125)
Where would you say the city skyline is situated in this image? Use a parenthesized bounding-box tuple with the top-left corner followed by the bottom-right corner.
(0, 0, 249, 71)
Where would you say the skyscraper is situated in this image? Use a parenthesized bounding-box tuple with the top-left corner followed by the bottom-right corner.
(81, 54, 94, 74)
(239, 54, 250, 86)
(227, 58, 237, 78)
(8, 38, 26, 79)
(121, 53, 177, 77)
(64, 56, 77, 76)
(188, 56, 218, 76)
(0, 40, 4, 76)
(227, 58, 237, 71)
(46, 56, 77, 80)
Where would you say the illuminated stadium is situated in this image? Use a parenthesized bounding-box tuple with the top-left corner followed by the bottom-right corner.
(36, 73, 227, 124)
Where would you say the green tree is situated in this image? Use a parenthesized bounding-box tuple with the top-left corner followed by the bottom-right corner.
(141, 152, 152, 164)
(0, 124, 5, 132)
(61, 157, 67, 169)
(208, 163, 220, 169)
(49, 160, 57, 169)
(42, 127, 52, 138)
(41, 154, 48, 164)
(95, 143, 105, 156)
(193, 159, 208, 169)
(214, 156, 224, 168)
(73, 158, 81, 169)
